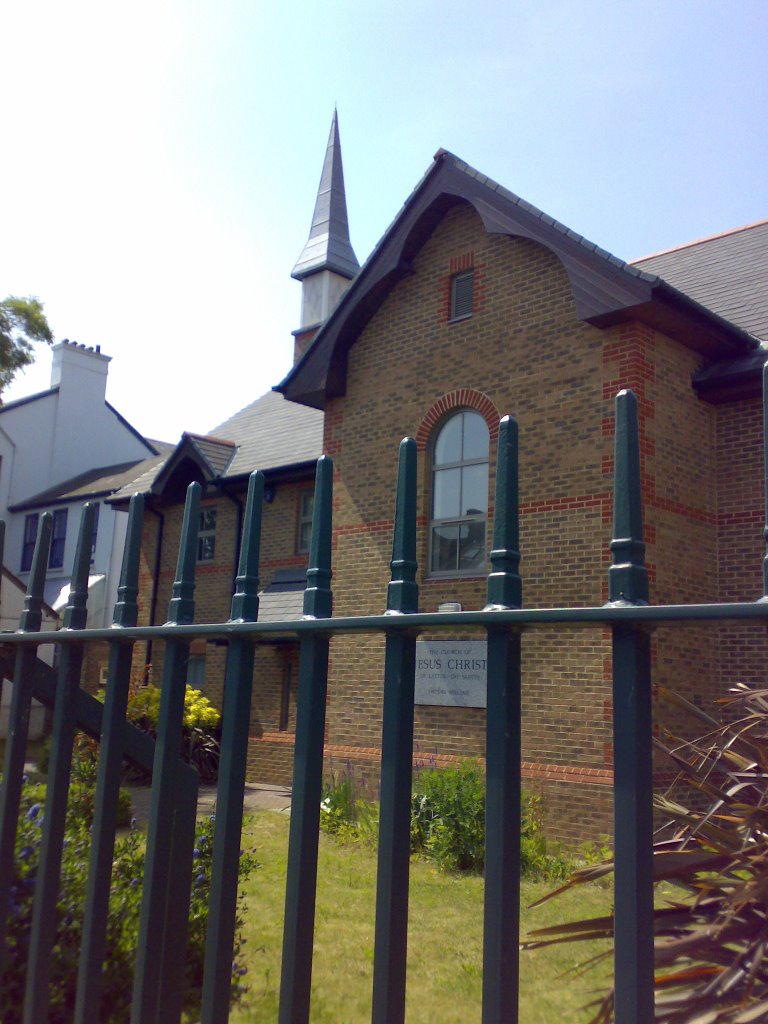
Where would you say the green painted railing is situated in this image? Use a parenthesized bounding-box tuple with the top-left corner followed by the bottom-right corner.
(1, 386, 767, 1023)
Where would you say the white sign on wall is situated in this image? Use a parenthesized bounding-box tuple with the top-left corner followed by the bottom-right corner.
(414, 640, 488, 708)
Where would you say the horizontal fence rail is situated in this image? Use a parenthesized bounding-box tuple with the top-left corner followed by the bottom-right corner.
(3, 597, 768, 648)
(0, 385, 767, 1023)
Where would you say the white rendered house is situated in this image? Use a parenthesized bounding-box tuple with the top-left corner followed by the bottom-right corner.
(0, 340, 166, 634)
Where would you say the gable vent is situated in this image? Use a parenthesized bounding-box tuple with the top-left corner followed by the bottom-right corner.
(450, 270, 474, 321)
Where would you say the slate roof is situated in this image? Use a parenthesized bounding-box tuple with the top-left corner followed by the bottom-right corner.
(184, 434, 237, 477)
(9, 459, 169, 511)
(106, 453, 174, 504)
(210, 390, 323, 477)
(257, 568, 306, 623)
(633, 219, 768, 342)
(108, 391, 323, 503)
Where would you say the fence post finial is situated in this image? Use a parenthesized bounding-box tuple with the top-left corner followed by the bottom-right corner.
(387, 438, 418, 614)
(230, 471, 263, 622)
(167, 482, 201, 625)
(20, 512, 52, 633)
(62, 502, 96, 631)
(485, 415, 522, 610)
(113, 494, 144, 628)
(304, 456, 333, 619)
(608, 390, 649, 605)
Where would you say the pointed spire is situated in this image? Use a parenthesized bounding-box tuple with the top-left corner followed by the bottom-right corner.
(292, 110, 360, 282)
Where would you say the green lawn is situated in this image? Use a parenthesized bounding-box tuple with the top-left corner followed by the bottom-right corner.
(231, 813, 611, 1024)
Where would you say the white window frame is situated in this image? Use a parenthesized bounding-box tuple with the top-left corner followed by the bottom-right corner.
(197, 507, 217, 563)
(297, 490, 314, 554)
(428, 409, 489, 578)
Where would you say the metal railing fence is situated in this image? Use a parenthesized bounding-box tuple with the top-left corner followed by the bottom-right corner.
(0, 385, 767, 1024)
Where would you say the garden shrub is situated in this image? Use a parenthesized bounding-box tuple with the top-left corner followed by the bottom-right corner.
(20, 781, 132, 829)
(2, 778, 255, 1023)
(411, 760, 573, 877)
(411, 760, 486, 871)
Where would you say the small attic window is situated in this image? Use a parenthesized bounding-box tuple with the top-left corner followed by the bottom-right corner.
(450, 270, 474, 321)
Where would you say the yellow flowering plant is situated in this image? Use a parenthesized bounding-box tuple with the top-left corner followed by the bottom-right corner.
(124, 684, 222, 783)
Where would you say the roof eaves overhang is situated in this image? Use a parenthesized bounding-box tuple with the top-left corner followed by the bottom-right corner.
(10, 487, 115, 513)
(109, 458, 321, 511)
(587, 282, 762, 358)
(278, 150, 757, 410)
(216, 460, 319, 490)
(692, 350, 766, 404)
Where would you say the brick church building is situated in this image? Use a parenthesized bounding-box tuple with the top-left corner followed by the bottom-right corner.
(112, 114, 768, 840)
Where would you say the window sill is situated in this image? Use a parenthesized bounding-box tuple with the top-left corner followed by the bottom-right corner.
(447, 313, 473, 324)
(424, 571, 487, 582)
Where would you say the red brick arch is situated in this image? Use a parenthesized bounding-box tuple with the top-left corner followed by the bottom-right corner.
(416, 389, 501, 452)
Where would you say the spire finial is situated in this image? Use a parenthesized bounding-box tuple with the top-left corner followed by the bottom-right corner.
(292, 110, 360, 283)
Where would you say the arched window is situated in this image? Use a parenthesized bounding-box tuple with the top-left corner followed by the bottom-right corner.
(430, 410, 490, 575)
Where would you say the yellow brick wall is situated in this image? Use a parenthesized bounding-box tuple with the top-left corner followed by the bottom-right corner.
(272, 202, 727, 842)
(120, 200, 763, 846)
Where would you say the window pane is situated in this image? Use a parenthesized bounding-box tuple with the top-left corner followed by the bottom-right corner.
(298, 491, 314, 553)
(91, 503, 100, 561)
(434, 416, 462, 466)
(21, 514, 39, 573)
(187, 655, 206, 687)
(433, 467, 461, 520)
(49, 509, 68, 569)
(299, 519, 312, 553)
(198, 535, 215, 562)
(462, 412, 489, 461)
(431, 524, 459, 573)
(461, 462, 489, 515)
(458, 520, 486, 571)
(200, 508, 217, 532)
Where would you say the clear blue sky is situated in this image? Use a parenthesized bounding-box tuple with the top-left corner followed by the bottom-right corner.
(2, 0, 766, 442)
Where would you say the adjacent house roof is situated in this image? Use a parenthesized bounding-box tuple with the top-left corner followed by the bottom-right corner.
(278, 150, 760, 411)
(9, 460, 166, 511)
(108, 391, 324, 505)
(291, 110, 360, 282)
(632, 221, 768, 403)
(0, 386, 61, 413)
(633, 220, 768, 343)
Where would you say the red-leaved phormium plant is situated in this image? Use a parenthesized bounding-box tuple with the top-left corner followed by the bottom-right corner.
(523, 684, 768, 1024)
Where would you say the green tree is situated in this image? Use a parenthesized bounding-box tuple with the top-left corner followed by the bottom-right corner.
(0, 295, 54, 393)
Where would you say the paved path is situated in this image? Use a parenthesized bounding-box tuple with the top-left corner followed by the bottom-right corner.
(126, 781, 292, 825)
